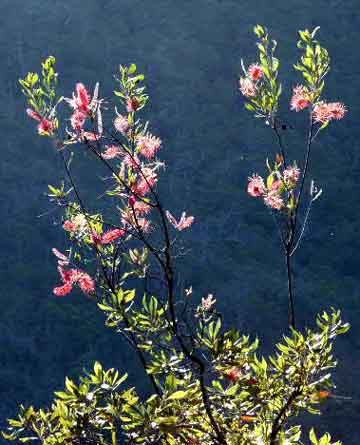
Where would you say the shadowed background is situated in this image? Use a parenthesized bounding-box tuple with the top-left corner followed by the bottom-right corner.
(1, 0, 359, 442)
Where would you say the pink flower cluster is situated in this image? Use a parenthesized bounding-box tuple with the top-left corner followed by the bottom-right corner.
(131, 167, 158, 197)
(26, 109, 55, 136)
(92, 228, 126, 245)
(101, 145, 123, 160)
(247, 165, 300, 211)
(114, 114, 130, 134)
(65, 83, 102, 140)
(313, 101, 347, 123)
(290, 85, 347, 123)
(166, 211, 194, 231)
(239, 63, 264, 98)
(52, 249, 95, 296)
(126, 97, 141, 112)
(290, 85, 311, 112)
(136, 133, 162, 159)
(118, 195, 152, 233)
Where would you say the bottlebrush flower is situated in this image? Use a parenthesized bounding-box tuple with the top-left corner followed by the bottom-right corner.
(313, 101, 347, 123)
(78, 274, 96, 294)
(126, 97, 141, 112)
(114, 114, 130, 134)
(130, 199, 152, 215)
(290, 85, 311, 112)
(248, 64, 264, 81)
(38, 118, 55, 136)
(270, 179, 283, 193)
(122, 208, 151, 233)
(100, 228, 126, 244)
(313, 102, 333, 123)
(102, 145, 122, 160)
(26, 108, 55, 136)
(136, 133, 162, 159)
(26, 108, 42, 121)
(53, 263, 95, 296)
(53, 282, 73, 297)
(52, 248, 69, 266)
(132, 168, 158, 196)
(74, 83, 91, 112)
(65, 82, 99, 115)
(328, 102, 347, 120)
(239, 77, 257, 97)
(70, 110, 87, 131)
(247, 174, 265, 197)
(264, 191, 284, 210)
(283, 166, 300, 185)
(166, 210, 194, 231)
(123, 152, 141, 169)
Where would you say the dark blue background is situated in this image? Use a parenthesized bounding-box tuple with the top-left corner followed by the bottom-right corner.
(1, 0, 359, 442)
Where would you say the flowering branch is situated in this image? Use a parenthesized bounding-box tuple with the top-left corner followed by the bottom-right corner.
(242, 25, 347, 329)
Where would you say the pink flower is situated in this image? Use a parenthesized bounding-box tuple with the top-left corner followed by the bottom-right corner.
(114, 115, 130, 134)
(102, 145, 122, 160)
(248, 64, 264, 81)
(52, 248, 69, 266)
(26, 108, 42, 121)
(313, 102, 333, 123)
(313, 101, 347, 124)
(58, 266, 80, 284)
(270, 180, 283, 193)
(52, 248, 95, 296)
(126, 97, 141, 112)
(123, 152, 141, 169)
(66, 83, 91, 113)
(247, 175, 265, 197)
(81, 131, 102, 141)
(166, 211, 194, 231)
(290, 85, 311, 112)
(76, 83, 91, 112)
(283, 166, 300, 185)
(63, 220, 78, 232)
(136, 133, 162, 159)
(78, 274, 96, 294)
(239, 77, 257, 97)
(101, 228, 126, 244)
(38, 118, 55, 136)
(133, 200, 152, 215)
(53, 282, 73, 297)
(27, 109, 55, 135)
(264, 191, 284, 210)
(132, 168, 158, 196)
(70, 110, 87, 131)
(328, 102, 347, 120)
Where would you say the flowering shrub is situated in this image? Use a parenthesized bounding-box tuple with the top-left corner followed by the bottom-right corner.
(3, 26, 349, 445)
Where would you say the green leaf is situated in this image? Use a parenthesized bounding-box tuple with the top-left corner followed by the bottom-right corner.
(128, 63, 137, 74)
(168, 390, 187, 400)
(310, 428, 319, 445)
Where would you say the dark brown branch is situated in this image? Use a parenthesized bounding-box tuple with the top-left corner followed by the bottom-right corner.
(269, 388, 301, 445)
